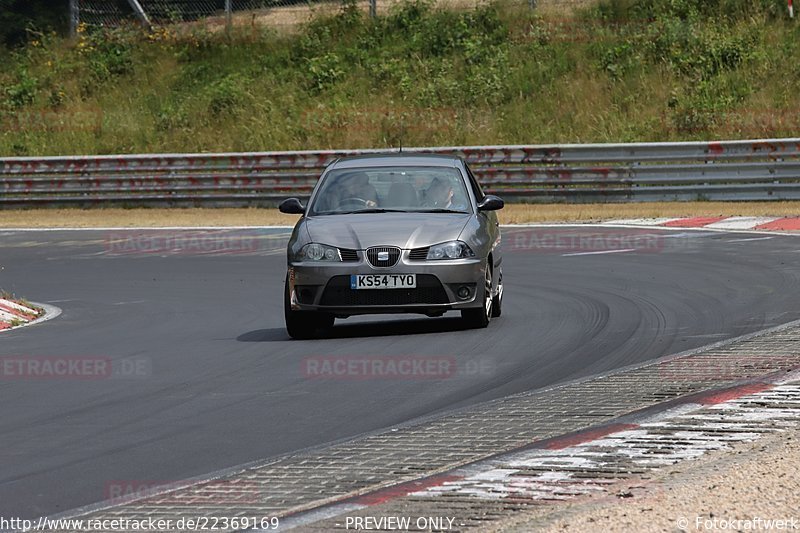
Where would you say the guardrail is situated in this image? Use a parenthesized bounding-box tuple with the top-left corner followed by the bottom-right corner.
(2, 138, 800, 207)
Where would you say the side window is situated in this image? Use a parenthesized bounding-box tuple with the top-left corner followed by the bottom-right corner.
(464, 164, 484, 202)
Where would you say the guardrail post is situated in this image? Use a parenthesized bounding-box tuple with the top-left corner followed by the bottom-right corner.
(370, 0, 377, 18)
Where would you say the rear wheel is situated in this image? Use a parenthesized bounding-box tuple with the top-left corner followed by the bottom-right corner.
(284, 278, 334, 339)
(461, 265, 492, 328)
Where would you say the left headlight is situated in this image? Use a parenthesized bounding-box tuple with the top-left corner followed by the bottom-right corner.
(295, 243, 342, 262)
(427, 240, 475, 260)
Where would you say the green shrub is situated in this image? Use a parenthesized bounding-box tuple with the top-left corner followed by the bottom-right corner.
(79, 27, 135, 81)
(306, 53, 345, 93)
(3, 69, 38, 108)
(204, 74, 250, 116)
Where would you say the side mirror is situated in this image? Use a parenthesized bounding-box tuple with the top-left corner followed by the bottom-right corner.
(477, 195, 504, 212)
(279, 198, 306, 215)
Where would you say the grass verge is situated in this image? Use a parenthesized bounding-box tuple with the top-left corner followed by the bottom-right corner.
(0, 0, 796, 156)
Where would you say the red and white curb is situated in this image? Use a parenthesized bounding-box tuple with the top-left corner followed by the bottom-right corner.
(0, 297, 57, 331)
(605, 216, 800, 231)
(277, 376, 800, 529)
(0, 297, 41, 331)
(413, 380, 800, 503)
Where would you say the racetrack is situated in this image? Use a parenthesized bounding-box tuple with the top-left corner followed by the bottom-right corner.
(1, 226, 799, 518)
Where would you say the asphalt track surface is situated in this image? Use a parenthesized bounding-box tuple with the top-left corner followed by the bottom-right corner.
(1, 226, 799, 518)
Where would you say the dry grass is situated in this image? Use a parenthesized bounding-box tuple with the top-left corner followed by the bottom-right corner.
(181, 0, 595, 36)
(189, 0, 495, 32)
(533, 0, 597, 15)
(0, 208, 300, 228)
(1, 202, 798, 228)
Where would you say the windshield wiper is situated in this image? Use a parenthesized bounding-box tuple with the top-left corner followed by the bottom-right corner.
(415, 208, 469, 214)
(330, 208, 409, 214)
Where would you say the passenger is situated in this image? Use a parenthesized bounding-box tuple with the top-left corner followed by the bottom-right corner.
(422, 177, 455, 209)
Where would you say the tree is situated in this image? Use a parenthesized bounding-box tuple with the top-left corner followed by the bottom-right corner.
(0, 0, 69, 47)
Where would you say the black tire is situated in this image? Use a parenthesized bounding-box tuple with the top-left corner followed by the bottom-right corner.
(284, 278, 334, 339)
(461, 265, 492, 328)
(491, 269, 503, 318)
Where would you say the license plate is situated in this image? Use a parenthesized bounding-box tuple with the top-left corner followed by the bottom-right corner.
(351, 274, 417, 289)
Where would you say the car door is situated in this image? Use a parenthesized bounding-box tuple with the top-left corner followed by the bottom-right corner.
(464, 163, 502, 273)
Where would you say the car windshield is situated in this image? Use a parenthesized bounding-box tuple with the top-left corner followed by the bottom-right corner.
(308, 166, 472, 215)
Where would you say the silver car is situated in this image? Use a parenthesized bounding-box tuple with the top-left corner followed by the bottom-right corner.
(279, 154, 504, 339)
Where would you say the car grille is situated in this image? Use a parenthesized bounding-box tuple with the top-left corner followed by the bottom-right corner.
(320, 275, 449, 306)
(408, 247, 429, 261)
(366, 246, 400, 267)
(340, 248, 359, 262)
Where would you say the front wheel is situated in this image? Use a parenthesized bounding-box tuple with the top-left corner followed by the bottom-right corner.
(491, 269, 503, 318)
(461, 265, 492, 328)
(284, 278, 334, 339)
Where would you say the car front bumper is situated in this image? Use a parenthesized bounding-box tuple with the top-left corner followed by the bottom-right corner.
(287, 255, 486, 316)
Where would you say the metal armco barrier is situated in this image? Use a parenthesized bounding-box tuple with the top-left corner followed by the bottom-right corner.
(2, 138, 800, 207)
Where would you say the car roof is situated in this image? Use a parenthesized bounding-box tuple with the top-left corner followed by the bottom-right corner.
(329, 153, 462, 170)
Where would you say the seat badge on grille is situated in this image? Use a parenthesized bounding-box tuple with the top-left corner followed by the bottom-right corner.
(377, 251, 389, 261)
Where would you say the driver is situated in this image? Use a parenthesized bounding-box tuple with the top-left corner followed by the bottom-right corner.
(336, 172, 378, 208)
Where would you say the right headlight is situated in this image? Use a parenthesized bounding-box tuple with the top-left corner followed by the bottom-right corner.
(295, 243, 342, 262)
(426, 240, 475, 260)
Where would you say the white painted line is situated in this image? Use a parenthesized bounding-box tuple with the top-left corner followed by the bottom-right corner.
(662, 232, 713, 239)
(603, 218, 681, 226)
(705, 217, 780, 230)
(592, 223, 800, 237)
(562, 248, 637, 257)
(726, 236, 775, 243)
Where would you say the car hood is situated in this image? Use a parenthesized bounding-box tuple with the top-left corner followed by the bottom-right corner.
(303, 213, 472, 250)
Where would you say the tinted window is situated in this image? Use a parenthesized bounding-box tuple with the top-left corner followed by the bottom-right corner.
(309, 166, 472, 215)
(464, 164, 485, 202)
